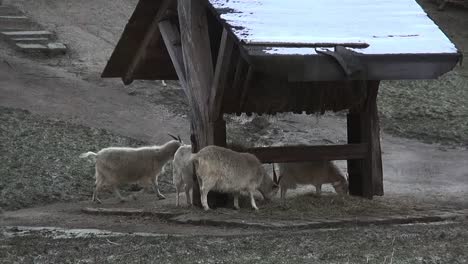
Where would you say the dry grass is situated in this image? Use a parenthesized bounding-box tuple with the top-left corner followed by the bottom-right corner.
(254, 194, 416, 220)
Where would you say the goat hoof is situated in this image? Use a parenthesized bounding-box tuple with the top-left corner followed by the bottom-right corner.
(157, 194, 166, 200)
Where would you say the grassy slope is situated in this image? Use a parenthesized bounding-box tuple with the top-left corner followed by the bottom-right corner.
(0, 107, 176, 210)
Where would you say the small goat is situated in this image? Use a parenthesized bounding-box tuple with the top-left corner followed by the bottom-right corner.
(192, 145, 279, 211)
(277, 161, 348, 199)
(80, 136, 182, 203)
(172, 144, 194, 206)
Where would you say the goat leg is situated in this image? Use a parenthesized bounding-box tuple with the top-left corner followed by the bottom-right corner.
(184, 185, 192, 206)
(233, 194, 240, 210)
(315, 184, 322, 196)
(200, 186, 210, 210)
(113, 187, 130, 203)
(249, 191, 259, 211)
(92, 184, 102, 204)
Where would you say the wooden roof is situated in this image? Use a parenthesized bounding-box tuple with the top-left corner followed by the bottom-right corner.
(101, 0, 179, 82)
(102, 0, 461, 83)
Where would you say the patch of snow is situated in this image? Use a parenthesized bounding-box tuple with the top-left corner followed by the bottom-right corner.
(209, 0, 457, 55)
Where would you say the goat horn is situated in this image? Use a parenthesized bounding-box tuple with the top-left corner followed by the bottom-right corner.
(177, 135, 182, 143)
(168, 133, 178, 141)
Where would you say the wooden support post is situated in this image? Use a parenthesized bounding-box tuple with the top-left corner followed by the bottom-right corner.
(347, 111, 363, 196)
(179, 0, 214, 207)
(179, 0, 233, 208)
(347, 80, 383, 198)
(365, 81, 384, 196)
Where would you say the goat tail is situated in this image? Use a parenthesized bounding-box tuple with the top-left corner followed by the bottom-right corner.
(79, 151, 97, 161)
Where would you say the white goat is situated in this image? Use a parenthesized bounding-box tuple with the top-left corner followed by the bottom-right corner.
(80, 139, 181, 203)
(172, 144, 194, 206)
(277, 161, 348, 199)
(192, 145, 279, 211)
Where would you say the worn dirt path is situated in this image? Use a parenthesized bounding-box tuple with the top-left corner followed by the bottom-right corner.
(0, 53, 189, 144)
(0, 0, 467, 233)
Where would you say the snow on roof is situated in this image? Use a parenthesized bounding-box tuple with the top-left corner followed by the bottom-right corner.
(208, 0, 458, 55)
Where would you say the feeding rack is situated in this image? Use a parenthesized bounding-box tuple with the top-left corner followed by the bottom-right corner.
(102, 0, 461, 205)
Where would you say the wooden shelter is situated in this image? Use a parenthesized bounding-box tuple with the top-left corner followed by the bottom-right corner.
(102, 0, 461, 204)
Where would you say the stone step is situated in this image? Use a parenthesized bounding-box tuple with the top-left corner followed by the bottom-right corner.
(1, 30, 52, 38)
(16, 42, 67, 55)
(46, 42, 67, 54)
(0, 15, 28, 19)
(15, 43, 48, 51)
(0, 16, 36, 29)
(0, 6, 23, 16)
(11, 37, 50, 44)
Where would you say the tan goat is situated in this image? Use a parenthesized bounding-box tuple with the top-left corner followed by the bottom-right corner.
(80, 139, 181, 203)
(277, 161, 348, 199)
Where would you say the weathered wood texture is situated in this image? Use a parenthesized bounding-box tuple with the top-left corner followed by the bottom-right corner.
(221, 78, 367, 115)
(347, 81, 383, 198)
(245, 144, 368, 163)
(203, 0, 460, 81)
(209, 29, 235, 120)
(244, 50, 461, 81)
(179, 0, 234, 207)
(102, 0, 460, 83)
(102, 0, 180, 81)
(158, 20, 187, 89)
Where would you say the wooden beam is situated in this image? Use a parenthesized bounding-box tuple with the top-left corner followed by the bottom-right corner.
(123, 0, 173, 85)
(179, 0, 232, 208)
(209, 28, 234, 120)
(347, 81, 384, 198)
(158, 19, 187, 90)
(239, 66, 254, 111)
(178, 0, 213, 137)
(244, 144, 368, 163)
(245, 47, 461, 81)
(363, 81, 384, 196)
(347, 111, 364, 196)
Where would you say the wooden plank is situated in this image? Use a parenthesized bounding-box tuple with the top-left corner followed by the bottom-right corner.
(231, 57, 247, 115)
(209, 28, 234, 120)
(346, 81, 383, 198)
(123, 0, 173, 85)
(101, 0, 178, 81)
(363, 81, 384, 196)
(180, 0, 230, 208)
(178, 0, 214, 146)
(347, 111, 364, 196)
(239, 66, 254, 111)
(245, 49, 461, 81)
(244, 144, 368, 163)
(82, 207, 148, 216)
(158, 19, 187, 90)
(245, 41, 370, 49)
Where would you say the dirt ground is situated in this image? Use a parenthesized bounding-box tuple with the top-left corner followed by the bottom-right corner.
(0, 0, 468, 262)
(2, 220, 468, 264)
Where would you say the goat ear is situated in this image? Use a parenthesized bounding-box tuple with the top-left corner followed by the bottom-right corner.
(168, 133, 178, 141)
